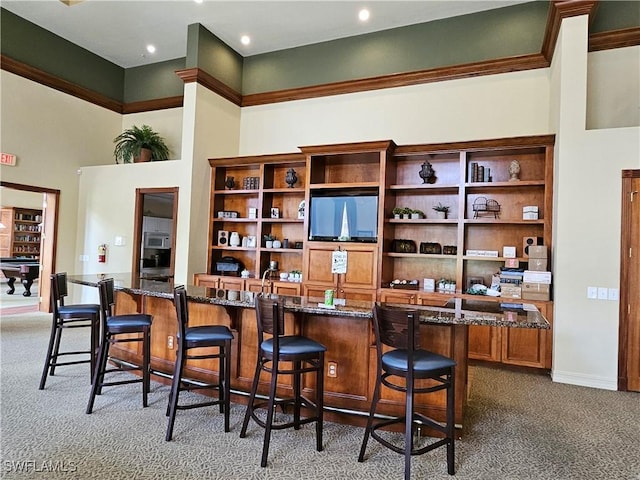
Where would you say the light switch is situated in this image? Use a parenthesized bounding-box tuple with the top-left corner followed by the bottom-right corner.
(587, 287, 597, 299)
(597, 287, 608, 300)
(608, 288, 619, 301)
(114, 236, 125, 246)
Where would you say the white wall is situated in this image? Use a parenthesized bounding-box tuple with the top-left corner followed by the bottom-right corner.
(550, 16, 640, 390)
(0, 70, 121, 273)
(120, 108, 183, 162)
(239, 69, 551, 154)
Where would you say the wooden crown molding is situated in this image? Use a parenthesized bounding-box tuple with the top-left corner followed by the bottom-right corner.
(542, 1, 598, 62)
(589, 27, 640, 52)
(121, 96, 183, 114)
(175, 67, 242, 106)
(241, 54, 549, 107)
(1, 54, 123, 113)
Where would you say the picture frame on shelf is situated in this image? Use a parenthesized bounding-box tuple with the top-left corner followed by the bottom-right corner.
(270, 207, 280, 219)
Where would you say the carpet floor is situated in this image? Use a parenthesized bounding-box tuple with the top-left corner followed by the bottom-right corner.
(0, 312, 638, 479)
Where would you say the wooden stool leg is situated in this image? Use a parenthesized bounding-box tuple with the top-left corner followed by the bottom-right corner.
(39, 317, 59, 390)
(261, 366, 279, 467)
(240, 360, 262, 438)
(165, 345, 185, 441)
(316, 353, 324, 452)
(223, 340, 231, 433)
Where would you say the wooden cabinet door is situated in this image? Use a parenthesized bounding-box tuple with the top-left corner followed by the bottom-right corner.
(193, 274, 219, 288)
(305, 245, 338, 285)
(468, 325, 501, 362)
(339, 245, 377, 290)
(501, 326, 546, 368)
(272, 281, 302, 296)
(379, 289, 416, 304)
(338, 287, 377, 302)
(218, 276, 244, 291)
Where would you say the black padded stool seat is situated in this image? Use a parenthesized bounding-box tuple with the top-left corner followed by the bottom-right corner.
(86, 278, 152, 414)
(39, 272, 100, 390)
(358, 303, 457, 480)
(165, 286, 234, 441)
(240, 294, 326, 467)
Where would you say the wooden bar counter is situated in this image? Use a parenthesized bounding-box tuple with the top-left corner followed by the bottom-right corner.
(68, 274, 549, 434)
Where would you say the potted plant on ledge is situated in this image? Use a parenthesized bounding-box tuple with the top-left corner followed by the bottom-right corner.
(113, 124, 170, 163)
(433, 203, 450, 219)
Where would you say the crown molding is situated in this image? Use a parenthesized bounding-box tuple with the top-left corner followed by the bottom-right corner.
(175, 67, 242, 106)
(241, 54, 549, 107)
(1, 54, 122, 113)
(589, 27, 640, 52)
(122, 96, 183, 114)
(542, 1, 598, 62)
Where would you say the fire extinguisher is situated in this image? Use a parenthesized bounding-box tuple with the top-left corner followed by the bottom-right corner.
(98, 244, 107, 263)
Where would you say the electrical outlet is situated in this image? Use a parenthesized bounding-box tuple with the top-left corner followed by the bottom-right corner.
(167, 336, 174, 349)
(327, 361, 337, 378)
(597, 287, 608, 300)
(608, 288, 619, 301)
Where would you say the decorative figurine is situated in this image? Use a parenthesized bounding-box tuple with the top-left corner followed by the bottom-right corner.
(419, 160, 435, 184)
(225, 176, 235, 189)
(285, 168, 298, 188)
(508, 160, 521, 181)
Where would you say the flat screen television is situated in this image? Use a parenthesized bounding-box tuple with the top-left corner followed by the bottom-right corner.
(308, 191, 378, 242)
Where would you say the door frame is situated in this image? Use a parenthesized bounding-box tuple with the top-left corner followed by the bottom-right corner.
(617, 169, 639, 391)
(132, 187, 179, 278)
(1, 181, 60, 313)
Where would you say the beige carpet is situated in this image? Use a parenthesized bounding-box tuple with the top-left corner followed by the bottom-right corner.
(1, 312, 639, 480)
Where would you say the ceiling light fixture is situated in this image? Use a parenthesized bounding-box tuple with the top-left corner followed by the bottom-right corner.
(194, 0, 204, 3)
(146, 45, 156, 54)
(358, 9, 370, 22)
(241, 35, 251, 46)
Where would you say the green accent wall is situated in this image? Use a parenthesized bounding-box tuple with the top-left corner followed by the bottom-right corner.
(124, 58, 186, 103)
(591, 1, 640, 33)
(242, 2, 549, 94)
(186, 23, 244, 93)
(1, 7, 124, 101)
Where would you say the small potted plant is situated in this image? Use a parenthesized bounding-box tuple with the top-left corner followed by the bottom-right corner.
(402, 207, 413, 219)
(433, 202, 450, 219)
(263, 234, 275, 248)
(410, 209, 424, 219)
(392, 207, 404, 219)
(113, 124, 170, 163)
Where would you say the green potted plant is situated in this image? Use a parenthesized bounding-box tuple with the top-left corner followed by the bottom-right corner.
(113, 124, 170, 163)
(433, 202, 450, 219)
(401, 207, 412, 219)
(392, 207, 404, 219)
(410, 209, 424, 219)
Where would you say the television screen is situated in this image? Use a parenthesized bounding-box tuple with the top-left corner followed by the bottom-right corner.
(308, 193, 378, 242)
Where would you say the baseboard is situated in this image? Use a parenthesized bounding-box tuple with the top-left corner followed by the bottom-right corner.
(551, 369, 618, 391)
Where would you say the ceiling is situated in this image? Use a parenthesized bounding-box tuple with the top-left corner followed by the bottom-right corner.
(2, 0, 530, 68)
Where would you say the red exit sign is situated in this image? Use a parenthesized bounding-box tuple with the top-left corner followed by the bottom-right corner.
(1, 153, 17, 166)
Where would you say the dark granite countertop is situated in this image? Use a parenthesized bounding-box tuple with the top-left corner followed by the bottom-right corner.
(67, 273, 549, 329)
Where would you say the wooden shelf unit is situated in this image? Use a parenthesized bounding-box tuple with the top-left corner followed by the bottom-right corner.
(0, 207, 43, 259)
(207, 135, 554, 369)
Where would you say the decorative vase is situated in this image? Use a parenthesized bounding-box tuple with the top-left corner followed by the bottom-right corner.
(285, 168, 298, 188)
(419, 160, 435, 184)
(265, 240, 273, 249)
(229, 231, 240, 247)
(272, 239, 282, 249)
(225, 176, 235, 189)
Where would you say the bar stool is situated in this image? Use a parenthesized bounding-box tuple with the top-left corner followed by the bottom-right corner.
(86, 278, 152, 414)
(39, 272, 100, 390)
(358, 303, 456, 479)
(165, 286, 234, 441)
(240, 294, 326, 467)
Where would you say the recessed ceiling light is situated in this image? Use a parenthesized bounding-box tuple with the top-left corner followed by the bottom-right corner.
(194, 0, 203, 3)
(241, 35, 251, 46)
(146, 45, 156, 54)
(359, 9, 370, 22)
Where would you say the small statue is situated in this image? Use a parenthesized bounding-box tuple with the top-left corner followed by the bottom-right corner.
(225, 176, 235, 189)
(508, 160, 520, 181)
(285, 168, 298, 188)
(419, 160, 435, 184)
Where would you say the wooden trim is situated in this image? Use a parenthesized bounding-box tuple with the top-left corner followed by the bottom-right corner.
(299, 140, 396, 155)
(542, 1, 598, 62)
(0, 54, 123, 113)
(618, 169, 640, 391)
(175, 67, 242, 106)
(209, 152, 304, 167)
(394, 135, 556, 155)
(122, 96, 183, 114)
(589, 27, 640, 52)
(0, 181, 60, 195)
(241, 54, 549, 107)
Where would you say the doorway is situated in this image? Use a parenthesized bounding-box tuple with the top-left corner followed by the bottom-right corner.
(618, 169, 639, 392)
(132, 187, 178, 280)
(0, 181, 60, 314)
